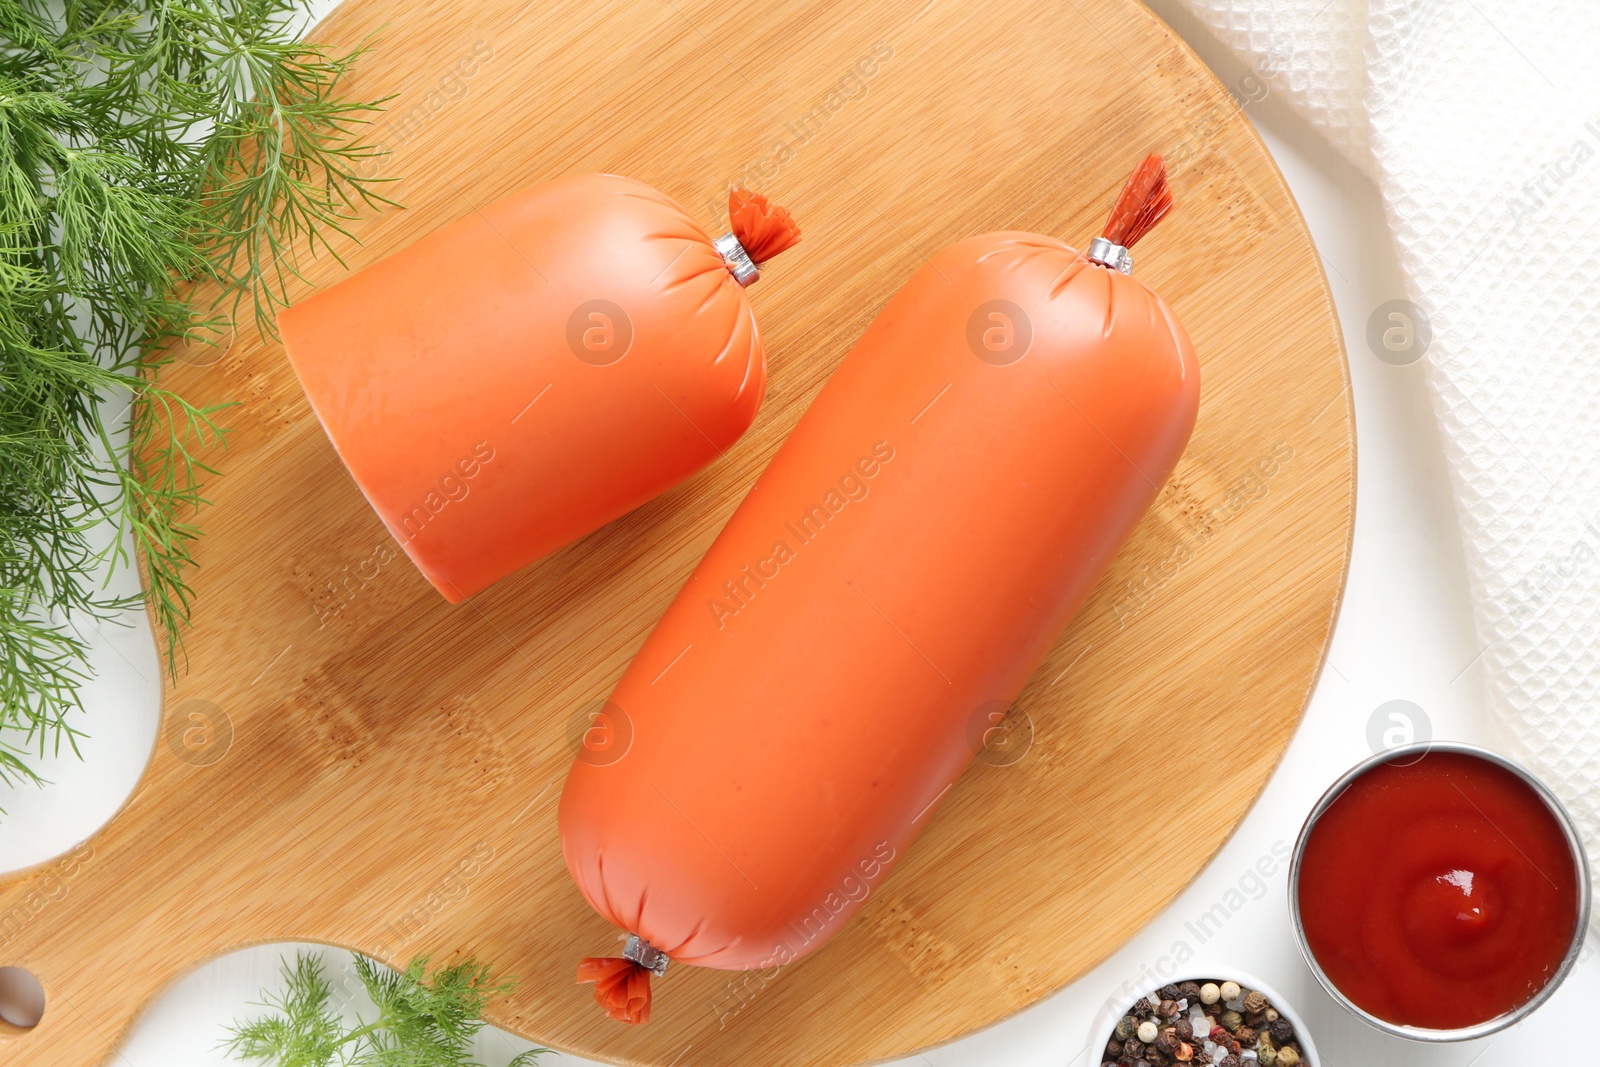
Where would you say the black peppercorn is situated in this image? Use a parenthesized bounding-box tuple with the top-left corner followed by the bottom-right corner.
(1113, 980, 1300, 1067)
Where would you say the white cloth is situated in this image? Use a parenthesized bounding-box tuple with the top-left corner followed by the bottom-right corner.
(1177, 0, 1600, 881)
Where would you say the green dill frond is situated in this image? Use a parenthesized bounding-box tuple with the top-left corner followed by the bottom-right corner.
(0, 0, 389, 796)
(195, 32, 397, 340)
(225, 955, 344, 1067)
(226, 953, 546, 1067)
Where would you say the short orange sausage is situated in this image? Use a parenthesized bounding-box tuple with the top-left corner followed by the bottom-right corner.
(279, 174, 796, 601)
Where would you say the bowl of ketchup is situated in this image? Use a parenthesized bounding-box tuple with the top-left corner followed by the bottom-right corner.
(1291, 742, 1590, 1041)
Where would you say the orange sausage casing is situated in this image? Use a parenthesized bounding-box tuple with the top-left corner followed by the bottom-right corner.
(279, 174, 797, 602)
(560, 219, 1200, 986)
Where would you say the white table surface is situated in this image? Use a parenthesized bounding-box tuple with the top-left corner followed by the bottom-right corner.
(3, 2, 1592, 1064)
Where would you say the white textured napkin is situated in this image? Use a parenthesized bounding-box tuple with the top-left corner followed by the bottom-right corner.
(1177, 0, 1600, 879)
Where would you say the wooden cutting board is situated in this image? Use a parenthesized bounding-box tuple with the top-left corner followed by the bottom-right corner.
(0, 0, 1354, 1063)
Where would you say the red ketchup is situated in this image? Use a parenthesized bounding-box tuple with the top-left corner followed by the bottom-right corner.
(1297, 751, 1580, 1029)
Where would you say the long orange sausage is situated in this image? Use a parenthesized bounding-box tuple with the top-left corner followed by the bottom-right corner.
(278, 175, 798, 601)
(560, 156, 1197, 1023)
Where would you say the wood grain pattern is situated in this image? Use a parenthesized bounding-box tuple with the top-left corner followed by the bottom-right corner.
(0, 0, 1354, 1063)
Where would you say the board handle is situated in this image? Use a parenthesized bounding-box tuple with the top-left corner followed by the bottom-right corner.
(0, 746, 301, 1065)
(0, 834, 172, 1063)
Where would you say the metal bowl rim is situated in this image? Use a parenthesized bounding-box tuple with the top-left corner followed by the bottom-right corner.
(1287, 740, 1593, 1042)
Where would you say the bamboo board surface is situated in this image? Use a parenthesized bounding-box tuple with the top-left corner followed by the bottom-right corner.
(0, 0, 1354, 1063)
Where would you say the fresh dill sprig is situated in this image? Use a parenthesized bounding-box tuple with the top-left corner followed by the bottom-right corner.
(0, 1, 390, 791)
(226, 953, 547, 1067)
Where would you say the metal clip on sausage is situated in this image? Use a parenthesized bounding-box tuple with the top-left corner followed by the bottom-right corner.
(623, 935, 670, 977)
(1086, 235, 1133, 274)
(715, 232, 761, 286)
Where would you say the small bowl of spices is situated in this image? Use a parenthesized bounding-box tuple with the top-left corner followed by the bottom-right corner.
(1090, 971, 1317, 1067)
(1290, 742, 1590, 1041)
